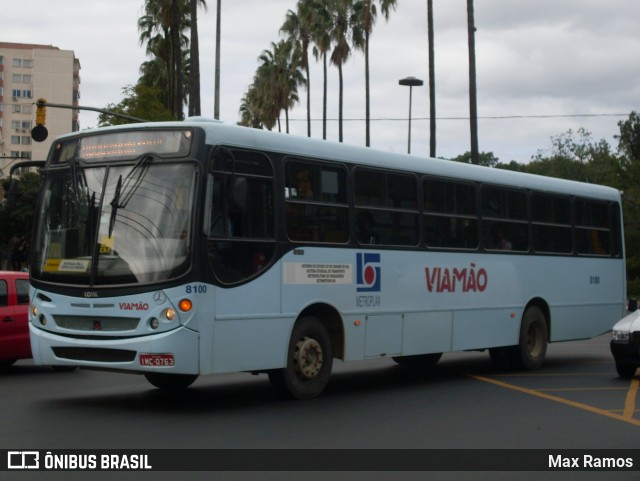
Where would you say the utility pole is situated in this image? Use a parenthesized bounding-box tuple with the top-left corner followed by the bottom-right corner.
(467, 0, 479, 165)
(214, 0, 221, 119)
(427, 0, 436, 158)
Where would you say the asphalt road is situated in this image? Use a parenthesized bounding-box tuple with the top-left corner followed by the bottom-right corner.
(1, 332, 638, 481)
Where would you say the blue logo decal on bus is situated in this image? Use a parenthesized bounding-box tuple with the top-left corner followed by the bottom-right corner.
(356, 253, 381, 292)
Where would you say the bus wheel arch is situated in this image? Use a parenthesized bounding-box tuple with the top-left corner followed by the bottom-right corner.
(490, 299, 550, 371)
(268, 313, 335, 399)
(517, 302, 549, 370)
(297, 303, 345, 360)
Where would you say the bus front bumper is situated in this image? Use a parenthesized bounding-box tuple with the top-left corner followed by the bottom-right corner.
(29, 323, 200, 375)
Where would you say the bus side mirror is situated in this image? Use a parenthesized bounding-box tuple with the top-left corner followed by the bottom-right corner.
(629, 299, 638, 313)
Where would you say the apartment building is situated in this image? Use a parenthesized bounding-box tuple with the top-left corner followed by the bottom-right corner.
(0, 42, 80, 176)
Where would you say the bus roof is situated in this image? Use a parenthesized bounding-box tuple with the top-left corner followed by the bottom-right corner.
(66, 118, 621, 202)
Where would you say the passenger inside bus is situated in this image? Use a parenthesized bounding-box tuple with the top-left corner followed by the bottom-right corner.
(356, 210, 380, 244)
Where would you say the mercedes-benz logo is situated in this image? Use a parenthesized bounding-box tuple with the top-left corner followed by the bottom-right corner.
(153, 291, 167, 304)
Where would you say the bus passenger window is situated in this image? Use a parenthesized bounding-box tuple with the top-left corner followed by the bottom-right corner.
(206, 149, 276, 284)
(481, 186, 528, 252)
(423, 178, 478, 249)
(285, 160, 348, 244)
(354, 168, 418, 246)
(575, 199, 611, 256)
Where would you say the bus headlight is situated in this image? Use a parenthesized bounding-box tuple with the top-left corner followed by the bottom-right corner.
(612, 330, 630, 342)
(164, 308, 177, 321)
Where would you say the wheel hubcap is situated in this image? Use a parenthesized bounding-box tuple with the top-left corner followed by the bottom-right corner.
(294, 336, 323, 379)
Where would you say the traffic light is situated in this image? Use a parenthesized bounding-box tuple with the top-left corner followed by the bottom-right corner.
(31, 98, 49, 142)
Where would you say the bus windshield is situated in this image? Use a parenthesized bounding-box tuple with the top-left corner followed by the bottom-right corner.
(32, 161, 196, 285)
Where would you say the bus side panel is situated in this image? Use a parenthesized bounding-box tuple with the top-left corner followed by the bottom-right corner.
(451, 309, 521, 351)
(210, 265, 287, 373)
(402, 311, 453, 356)
(526, 257, 625, 342)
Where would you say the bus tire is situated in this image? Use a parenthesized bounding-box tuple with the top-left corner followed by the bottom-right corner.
(144, 373, 198, 390)
(490, 306, 548, 371)
(515, 305, 548, 370)
(392, 353, 442, 368)
(268, 316, 333, 400)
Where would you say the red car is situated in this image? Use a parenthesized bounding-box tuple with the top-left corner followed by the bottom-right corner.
(0, 271, 31, 368)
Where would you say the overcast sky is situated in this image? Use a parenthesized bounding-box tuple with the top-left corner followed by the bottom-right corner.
(3, 0, 639, 163)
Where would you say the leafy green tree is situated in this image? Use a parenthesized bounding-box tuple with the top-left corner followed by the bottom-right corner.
(98, 84, 176, 127)
(0, 171, 42, 269)
(449, 151, 500, 168)
(616, 111, 640, 165)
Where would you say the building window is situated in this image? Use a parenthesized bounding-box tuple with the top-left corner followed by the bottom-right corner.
(12, 89, 21, 98)
(21, 136, 31, 145)
(11, 136, 20, 145)
(22, 74, 32, 83)
(22, 90, 32, 98)
(12, 105, 21, 113)
(12, 74, 22, 82)
(22, 104, 32, 114)
(11, 120, 20, 129)
(22, 59, 33, 68)
(12, 58, 22, 67)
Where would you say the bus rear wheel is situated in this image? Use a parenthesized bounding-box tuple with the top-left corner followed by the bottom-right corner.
(268, 316, 333, 400)
(490, 306, 548, 371)
(144, 373, 198, 390)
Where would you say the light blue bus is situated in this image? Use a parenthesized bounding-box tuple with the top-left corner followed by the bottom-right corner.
(27, 119, 626, 398)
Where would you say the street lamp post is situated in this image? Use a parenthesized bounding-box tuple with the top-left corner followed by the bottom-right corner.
(399, 76, 424, 154)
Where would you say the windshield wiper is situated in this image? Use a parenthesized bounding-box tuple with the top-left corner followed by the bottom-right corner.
(108, 154, 154, 237)
(108, 174, 123, 237)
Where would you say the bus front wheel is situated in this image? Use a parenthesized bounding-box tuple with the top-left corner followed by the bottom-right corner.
(268, 316, 333, 400)
(144, 372, 198, 390)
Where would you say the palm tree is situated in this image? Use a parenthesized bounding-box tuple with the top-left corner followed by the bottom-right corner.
(353, 0, 397, 147)
(188, 0, 207, 117)
(280, 0, 315, 137)
(255, 40, 305, 133)
(329, 0, 357, 143)
(238, 85, 265, 129)
(138, 0, 189, 120)
(310, 0, 333, 140)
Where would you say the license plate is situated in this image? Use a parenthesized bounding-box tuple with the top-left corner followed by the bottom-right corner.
(139, 354, 175, 367)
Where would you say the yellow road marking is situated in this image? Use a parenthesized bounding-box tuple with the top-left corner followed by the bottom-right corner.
(464, 372, 640, 427)
(623, 378, 639, 419)
(538, 387, 627, 392)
